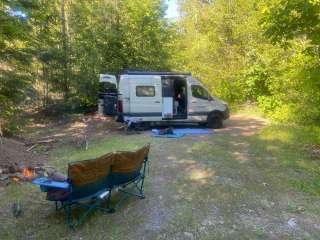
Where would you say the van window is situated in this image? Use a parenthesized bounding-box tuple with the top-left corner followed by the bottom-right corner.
(191, 85, 210, 100)
(99, 82, 117, 93)
(136, 86, 155, 97)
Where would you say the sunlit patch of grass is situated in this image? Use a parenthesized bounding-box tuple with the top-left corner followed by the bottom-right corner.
(291, 175, 320, 195)
(258, 127, 295, 144)
(233, 103, 265, 118)
(189, 138, 233, 161)
(248, 124, 320, 195)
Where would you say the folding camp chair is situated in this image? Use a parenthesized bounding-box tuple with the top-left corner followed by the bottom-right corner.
(33, 144, 150, 228)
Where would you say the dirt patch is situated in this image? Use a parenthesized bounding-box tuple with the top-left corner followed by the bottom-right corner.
(23, 113, 126, 149)
(217, 114, 268, 136)
(1, 113, 126, 169)
(0, 137, 47, 169)
(304, 144, 320, 159)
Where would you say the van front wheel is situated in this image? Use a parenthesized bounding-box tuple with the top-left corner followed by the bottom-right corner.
(207, 114, 223, 129)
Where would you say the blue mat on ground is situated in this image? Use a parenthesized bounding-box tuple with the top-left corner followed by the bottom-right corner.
(151, 128, 213, 138)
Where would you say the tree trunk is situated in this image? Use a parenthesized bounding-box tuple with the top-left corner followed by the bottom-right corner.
(61, 0, 70, 100)
(42, 63, 48, 108)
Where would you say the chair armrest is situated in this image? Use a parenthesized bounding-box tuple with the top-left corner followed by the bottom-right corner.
(32, 177, 70, 190)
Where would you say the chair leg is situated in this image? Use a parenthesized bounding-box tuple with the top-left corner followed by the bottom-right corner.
(139, 177, 145, 199)
(139, 159, 148, 198)
(118, 179, 145, 199)
(106, 189, 115, 213)
(76, 201, 100, 226)
(55, 201, 64, 211)
(64, 204, 74, 229)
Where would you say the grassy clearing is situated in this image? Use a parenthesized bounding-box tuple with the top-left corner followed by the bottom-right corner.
(249, 125, 320, 196)
(1, 116, 320, 239)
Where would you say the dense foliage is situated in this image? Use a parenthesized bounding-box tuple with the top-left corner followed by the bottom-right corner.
(173, 0, 320, 124)
(0, 0, 171, 131)
(1, 0, 320, 132)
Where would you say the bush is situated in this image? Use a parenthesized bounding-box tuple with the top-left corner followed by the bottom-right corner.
(257, 96, 281, 115)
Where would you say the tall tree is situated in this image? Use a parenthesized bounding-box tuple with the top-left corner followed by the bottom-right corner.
(0, 0, 36, 132)
(261, 0, 320, 123)
(60, 0, 71, 99)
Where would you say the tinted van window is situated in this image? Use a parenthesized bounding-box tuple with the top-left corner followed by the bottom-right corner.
(136, 86, 155, 97)
(191, 85, 210, 100)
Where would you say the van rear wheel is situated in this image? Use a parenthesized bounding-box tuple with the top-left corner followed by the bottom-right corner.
(207, 114, 223, 129)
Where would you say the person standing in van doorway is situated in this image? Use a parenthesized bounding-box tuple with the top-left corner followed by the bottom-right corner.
(174, 98, 179, 115)
(176, 93, 184, 114)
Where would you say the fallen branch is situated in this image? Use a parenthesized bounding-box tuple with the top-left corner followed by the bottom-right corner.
(0, 123, 3, 145)
(84, 134, 88, 151)
(26, 144, 37, 152)
(35, 139, 56, 144)
(25, 138, 56, 146)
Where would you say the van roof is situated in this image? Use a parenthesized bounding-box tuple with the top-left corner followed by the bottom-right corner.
(122, 70, 191, 76)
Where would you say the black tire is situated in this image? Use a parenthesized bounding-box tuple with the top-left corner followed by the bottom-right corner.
(207, 114, 223, 129)
(198, 122, 207, 127)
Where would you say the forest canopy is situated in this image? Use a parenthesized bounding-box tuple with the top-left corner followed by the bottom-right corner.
(1, 0, 320, 132)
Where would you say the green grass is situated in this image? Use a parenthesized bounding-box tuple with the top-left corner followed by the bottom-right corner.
(231, 103, 266, 118)
(248, 125, 320, 195)
(2, 116, 320, 239)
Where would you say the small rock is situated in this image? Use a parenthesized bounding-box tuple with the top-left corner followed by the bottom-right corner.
(0, 175, 9, 181)
(0, 179, 10, 187)
(12, 202, 23, 218)
(8, 164, 19, 173)
(219, 220, 224, 225)
(232, 224, 238, 230)
(262, 182, 268, 187)
(184, 232, 193, 239)
(201, 219, 213, 226)
(297, 206, 305, 213)
(288, 218, 298, 228)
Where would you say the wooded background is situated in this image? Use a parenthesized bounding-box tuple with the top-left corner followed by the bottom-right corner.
(1, 0, 320, 132)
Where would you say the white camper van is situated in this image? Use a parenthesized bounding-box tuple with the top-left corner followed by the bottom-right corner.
(98, 71, 229, 128)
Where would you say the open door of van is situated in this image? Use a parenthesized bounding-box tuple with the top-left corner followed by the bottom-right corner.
(161, 78, 174, 119)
